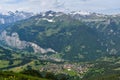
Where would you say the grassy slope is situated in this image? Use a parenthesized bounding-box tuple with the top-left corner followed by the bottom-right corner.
(0, 71, 48, 80)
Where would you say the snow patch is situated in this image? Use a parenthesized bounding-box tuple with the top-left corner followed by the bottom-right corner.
(48, 14, 54, 17)
(70, 11, 90, 15)
(42, 18, 55, 22)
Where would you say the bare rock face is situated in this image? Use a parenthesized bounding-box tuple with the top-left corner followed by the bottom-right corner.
(29, 42, 56, 53)
(0, 30, 28, 49)
(0, 30, 56, 54)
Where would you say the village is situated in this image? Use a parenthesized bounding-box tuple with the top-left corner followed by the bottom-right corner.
(39, 62, 93, 77)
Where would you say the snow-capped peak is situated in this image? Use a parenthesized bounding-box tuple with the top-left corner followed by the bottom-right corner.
(0, 10, 34, 24)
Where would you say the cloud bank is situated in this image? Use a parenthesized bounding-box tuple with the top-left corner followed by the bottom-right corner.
(0, 0, 120, 14)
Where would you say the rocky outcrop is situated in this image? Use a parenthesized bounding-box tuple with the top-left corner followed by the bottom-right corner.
(0, 30, 56, 54)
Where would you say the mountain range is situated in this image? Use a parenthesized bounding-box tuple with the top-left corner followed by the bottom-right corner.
(0, 10, 120, 61)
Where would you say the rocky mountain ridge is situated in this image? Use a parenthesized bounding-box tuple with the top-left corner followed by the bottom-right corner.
(0, 10, 34, 24)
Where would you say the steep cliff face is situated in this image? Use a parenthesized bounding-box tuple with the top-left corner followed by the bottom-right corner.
(0, 30, 56, 54)
(0, 31, 28, 49)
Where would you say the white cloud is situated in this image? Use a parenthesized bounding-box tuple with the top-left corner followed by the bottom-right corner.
(0, 0, 119, 14)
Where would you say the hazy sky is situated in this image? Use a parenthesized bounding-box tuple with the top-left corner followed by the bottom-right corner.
(0, 0, 120, 14)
